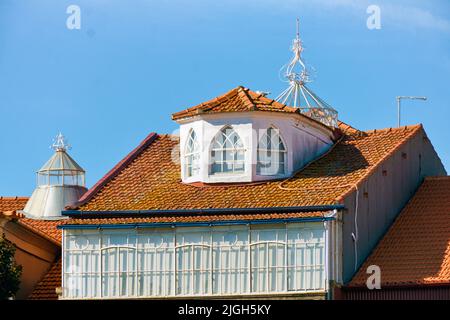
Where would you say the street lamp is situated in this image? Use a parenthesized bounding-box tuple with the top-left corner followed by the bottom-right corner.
(396, 96, 427, 127)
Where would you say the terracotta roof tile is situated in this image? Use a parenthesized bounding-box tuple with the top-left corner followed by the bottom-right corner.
(17, 218, 62, 244)
(0, 196, 62, 244)
(0, 196, 28, 212)
(0, 196, 62, 299)
(172, 86, 305, 120)
(68, 124, 423, 216)
(349, 177, 450, 287)
(336, 120, 361, 135)
(28, 258, 61, 300)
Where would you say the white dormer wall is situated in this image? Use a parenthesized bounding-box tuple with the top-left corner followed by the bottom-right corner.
(177, 112, 335, 184)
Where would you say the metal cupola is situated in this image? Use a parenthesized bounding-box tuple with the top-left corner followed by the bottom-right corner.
(23, 133, 87, 220)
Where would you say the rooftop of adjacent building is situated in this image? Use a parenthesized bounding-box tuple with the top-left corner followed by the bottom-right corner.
(348, 176, 450, 288)
(0, 196, 61, 244)
(0, 196, 62, 300)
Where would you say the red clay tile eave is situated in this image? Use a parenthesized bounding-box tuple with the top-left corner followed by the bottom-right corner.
(60, 211, 329, 226)
(16, 218, 62, 245)
(69, 132, 158, 210)
(1, 196, 62, 244)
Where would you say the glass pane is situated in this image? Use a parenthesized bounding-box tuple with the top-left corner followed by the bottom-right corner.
(185, 130, 200, 177)
(211, 163, 222, 174)
(234, 162, 245, 172)
(223, 162, 233, 173)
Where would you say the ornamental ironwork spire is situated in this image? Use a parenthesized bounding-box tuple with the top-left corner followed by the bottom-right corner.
(276, 19, 338, 128)
(51, 132, 71, 152)
(285, 18, 309, 84)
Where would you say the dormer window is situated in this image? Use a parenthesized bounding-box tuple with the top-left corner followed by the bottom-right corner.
(185, 130, 200, 177)
(173, 87, 337, 184)
(210, 126, 245, 174)
(257, 127, 286, 176)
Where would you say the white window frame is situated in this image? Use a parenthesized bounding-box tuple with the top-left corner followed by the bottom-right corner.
(210, 126, 246, 175)
(257, 127, 287, 176)
(62, 223, 326, 299)
(101, 245, 138, 298)
(185, 129, 200, 177)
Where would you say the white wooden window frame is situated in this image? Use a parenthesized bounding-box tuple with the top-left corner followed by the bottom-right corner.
(210, 126, 246, 175)
(185, 129, 200, 177)
(256, 127, 287, 176)
(62, 223, 326, 299)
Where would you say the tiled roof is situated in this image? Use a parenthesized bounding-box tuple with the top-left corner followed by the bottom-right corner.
(0, 196, 62, 299)
(172, 86, 306, 120)
(28, 258, 61, 300)
(17, 218, 62, 244)
(0, 196, 62, 244)
(337, 121, 361, 135)
(349, 177, 450, 287)
(0, 196, 29, 212)
(68, 124, 423, 216)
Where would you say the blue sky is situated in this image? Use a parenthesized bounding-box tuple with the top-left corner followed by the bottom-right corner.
(0, 0, 449, 196)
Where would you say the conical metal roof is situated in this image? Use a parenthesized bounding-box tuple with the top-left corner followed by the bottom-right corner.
(39, 150, 84, 173)
(23, 133, 87, 220)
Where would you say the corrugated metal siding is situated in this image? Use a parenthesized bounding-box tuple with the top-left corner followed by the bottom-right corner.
(341, 286, 450, 300)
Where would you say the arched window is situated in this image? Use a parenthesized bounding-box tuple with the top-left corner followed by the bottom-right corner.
(210, 127, 245, 174)
(257, 127, 286, 175)
(185, 130, 200, 177)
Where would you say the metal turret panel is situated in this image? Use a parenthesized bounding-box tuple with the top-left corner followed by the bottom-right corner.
(23, 133, 87, 220)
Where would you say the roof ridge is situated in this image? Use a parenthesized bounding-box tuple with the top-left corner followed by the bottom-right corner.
(0, 196, 29, 200)
(424, 176, 450, 181)
(335, 124, 424, 202)
(337, 120, 360, 134)
(71, 132, 158, 210)
(172, 86, 310, 121)
(237, 86, 258, 111)
(172, 86, 242, 119)
(363, 124, 422, 134)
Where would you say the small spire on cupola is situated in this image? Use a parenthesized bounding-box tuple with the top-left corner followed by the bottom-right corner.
(276, 19, 338, 128)
(285, 18, 309, 83)
(51, 132, 71, 152)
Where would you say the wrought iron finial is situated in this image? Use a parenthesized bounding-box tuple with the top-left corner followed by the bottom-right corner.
(51, 132, 71, 152)
(281, 18, 309, 85)
(275, 19, 338, 127)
